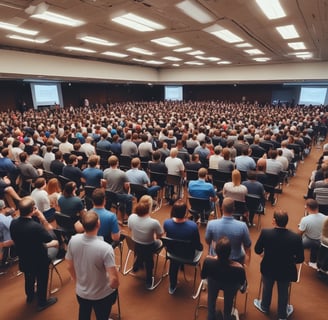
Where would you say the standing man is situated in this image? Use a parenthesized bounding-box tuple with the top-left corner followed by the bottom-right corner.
(298, 199, 326, 269)
(205, 197, 251, 265)
(254, 210, 304, 319)
(66, 210, 119, 320)
(10, 197, 58, 311)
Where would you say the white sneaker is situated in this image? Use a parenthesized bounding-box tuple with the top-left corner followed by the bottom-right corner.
(308, 262, 317, 270)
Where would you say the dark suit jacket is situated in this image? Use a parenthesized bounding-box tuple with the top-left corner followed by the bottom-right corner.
(255, 227, 304, 281)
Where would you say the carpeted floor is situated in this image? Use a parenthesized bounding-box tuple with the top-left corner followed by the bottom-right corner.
(1, 142, 328, 320)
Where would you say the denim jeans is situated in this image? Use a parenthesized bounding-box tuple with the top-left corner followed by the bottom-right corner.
(261, 275, 290, 319)
(302, 236, 320, 262)
(117, 193, 133, 215)
(77, 290, 117, 320)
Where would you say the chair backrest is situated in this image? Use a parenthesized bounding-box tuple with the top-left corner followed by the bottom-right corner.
(54, 212, 76, 232)
(245, 194, 262, 214)
(161, 236, 195, 261)
(314, 188, 328, 205)
(84, 185, 96, 210)
(58, 175, 71, 190)
(130, 183, 148, 201)
(188, 196, 211, 212)
(149, 171, 166, 187)
(43, 170, 57, 182)
(264, 173, 279, 187)
(124, 234, 136, 252)
(119, 155, 132, 171)
(166, 174, 182, 186)
(105, 190, 120, 211)
(186, 170, 199, 182)
(212, 170, 231, 190)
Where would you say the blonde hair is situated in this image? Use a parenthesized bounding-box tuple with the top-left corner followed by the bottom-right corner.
(231, 169, 241, 186)
(135, 195, 153, 216)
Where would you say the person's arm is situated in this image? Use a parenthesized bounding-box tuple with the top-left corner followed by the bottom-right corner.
(111, 231, 120, 242)
(107, 266, 119, 289)
(0, 239, 14, 248)
(124, 182, 130, 193)
(254, 231, 264, 255)
(66, 258, 77, 282)
(34, 208, 53, 231)
(244, 246, 251, 267)
(45, 239, 59, 248)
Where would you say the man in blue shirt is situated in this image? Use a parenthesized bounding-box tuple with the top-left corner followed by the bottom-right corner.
(205, 197, 251, 265)
(188, 168, 217, 223)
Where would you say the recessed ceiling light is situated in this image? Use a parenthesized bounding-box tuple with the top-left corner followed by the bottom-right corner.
(235, 43, 252, 48)
(276, 24, 299, 39)
(32, 11, 84, 27)
(151, 37, 182, 47)
(253, 57, 271, 62)
(127, 47, 154, 55)
(256, 0, 286, 20)
(176, 0, 215, 24)
(288, 42, 306, 50)
(172, 64, 180, 67)
(64, 46, 96, 53)
(187, 50, 205, 55)
(185, 61, 204, 65)
(102, 51, 128, 58)
(112, 13, 165, 32)
(77, 35, 117, 46)
(217, 61, 231, 64)
(205, 25, 243, 43)
(244, 49, 264, 55)
(132, 58, 164, 65)
(7, 34, 49, 43)
(0, 21, 38, 35)
(163, 56, 182, 61)
(174, 47, 193, 52)
(195, 56, 220, 61)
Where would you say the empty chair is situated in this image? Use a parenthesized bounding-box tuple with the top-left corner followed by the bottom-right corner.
(161, 236, 203, 296)
(212, 170, 231, 192)
(245, 194, 264, 229)
(188, 196, 215, 223)
(165, 174, 183, 202)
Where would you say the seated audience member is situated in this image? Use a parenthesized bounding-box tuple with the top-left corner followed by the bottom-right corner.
(109, 134, 122, 156)
(102, 155, 133, 225)
(138, 134, 153, 160)
(82, 155, 103, 188)
(121, 132, 138, 157)
(222, 169, 248, 203)
(176, 140, 190, 164)
(298, 199, 326, 269)
(62, 154, 83, 191)
(235, 147, 256, 172)
(165, 148, 185, 177)
(126, 157, 160, 198)
(97, 131, 111, 151)
(209, 145, 223, 170)
(58, 182, 84, 223)
(217, 148, 234, 172)
(43, 144, 55, 172)
(80, 136, 96, 157)
(148, 150, 167, 174)
(188, 168, 217, 223)
(0, 200, 15, 267)
(163, 200, 203, 294)
(201, 237, 246, 320)
(194, 141, 211, 165)
(17, 152, 43, 181)
(29, 145, 44, 169)
(59, 135, 74, 154)
(185, 153, 203, 172)
(0, 175, 22, 209)
(31, 178, 55, 221)
(242, 170, 265, 226)
(46, 178, 62, 211)
(128, 195, 163, 290)
(50, 151, 65, 176)
(158, 141, 170, 160)
(0, 148, 19, 182)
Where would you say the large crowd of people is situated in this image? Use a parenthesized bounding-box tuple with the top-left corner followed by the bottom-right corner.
(0, 100, 328, 319)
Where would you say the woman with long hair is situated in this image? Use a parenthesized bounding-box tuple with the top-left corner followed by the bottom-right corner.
(46, 178, 62, 211)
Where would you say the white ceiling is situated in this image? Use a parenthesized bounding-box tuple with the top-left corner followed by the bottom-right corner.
(0, 0, 327, 70)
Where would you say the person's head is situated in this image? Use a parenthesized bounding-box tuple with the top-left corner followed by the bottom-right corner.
(108, 155, 119, 167)
(135, 195, 152, 217)
(246, 170, 257, 181)
(1, 148, 9, 158)
(222, 147, 230, 160)
(305, 198, 319, 212)
(215, 236, 231, 262)
(82, 210, 99, 232)
(170, 148, 178, 158)
(92, 188, 105, 206)
(88, 155, 100, 168)
(273, 210, 288, 227)
(152, 150, 161, 162)
(191, 153, 199, 162)
(257, 158, 266, 171)
(231, 169, 241, 186)
(55, 150, 63, 160)
(63, 181, 76, 197)
(214, 145, 222, 155)
(170, 200, 187, 219)
(131, 157, 140, 169)
(268, 149, 278, 159)
(0, 199, 6, 211)
(34, 177, 46, 189)
(198, 167, 207, 179)
(67, 154, 78, 165)
(222, 197, 234, 215)
(18, 197, 36, 217)
(19, 152, 28, 163)
(47, 178, 61, 194)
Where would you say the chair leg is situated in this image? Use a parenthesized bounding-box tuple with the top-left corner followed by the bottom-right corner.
(122, 249, 134, 275)
(48, 260, 63, 295)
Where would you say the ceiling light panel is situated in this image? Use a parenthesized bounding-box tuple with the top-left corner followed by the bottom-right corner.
(127, 47, 154, 55)
(276, 24, 299, 39)
(102, 51, 128, 58)
(163, 56, 182, 61)
(205, 25, 243, 43)
(288, 42, 306, 50)
(64, 46, 96, 53)
(187, 50, 205, 55)
(174, 47, 193, 52)
(78, 35, 117, 46)
(253, 57, 271, 62)
(195, 56, 220, 61)
(235, 43, 252, 48)
(217, 61, 231, 64)
(112, 13, 165, 32)
(151, 37, 182, 47)
(244, 49, 264, 55)
(31, 11, 84, 27)
(185, 61, 204, 65)
(7, 34, 49, 43)
(176, 0, 215, 24)
(0, 22, 38, 35)
(256, 0, 286, 20)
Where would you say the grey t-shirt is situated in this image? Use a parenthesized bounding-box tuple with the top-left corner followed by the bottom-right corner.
(128, 214, 163, 245)
(103, 168, 129, 194)
(66, 234, 116, 299)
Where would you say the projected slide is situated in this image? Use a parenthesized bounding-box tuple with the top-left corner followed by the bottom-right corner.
(299, 87, 327, 105)
(30, 82, 63, 108)
(165, 86, 183, 101)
